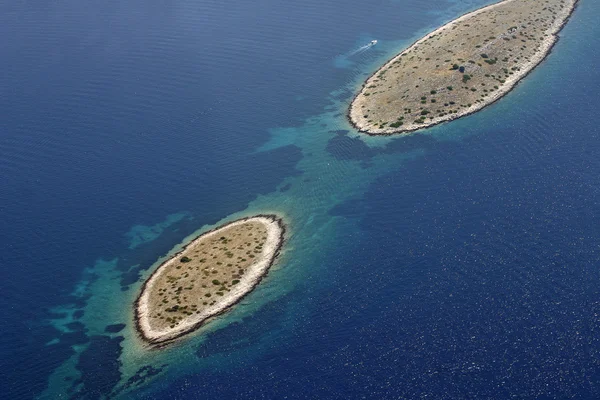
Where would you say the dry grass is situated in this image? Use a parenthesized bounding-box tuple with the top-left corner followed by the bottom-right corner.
(350, 0, 576, 135)
(146, 221, 268, 332)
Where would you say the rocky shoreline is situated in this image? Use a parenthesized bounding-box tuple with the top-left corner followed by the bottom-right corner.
(134, 214, 286, 347)
(348, 0, 579, 136)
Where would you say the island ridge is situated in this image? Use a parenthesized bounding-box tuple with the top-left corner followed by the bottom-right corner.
(135, 215, 285, 346)
(349, 0, 578, 135)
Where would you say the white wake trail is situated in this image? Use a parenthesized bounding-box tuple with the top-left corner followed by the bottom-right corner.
(348, 44, 371, 55)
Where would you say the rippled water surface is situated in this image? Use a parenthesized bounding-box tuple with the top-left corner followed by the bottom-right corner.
(1, 0, 599, 398)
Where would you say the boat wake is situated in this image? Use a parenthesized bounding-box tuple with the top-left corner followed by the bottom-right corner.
(334, 40, 378, 68)
(348, 40, 378, 56)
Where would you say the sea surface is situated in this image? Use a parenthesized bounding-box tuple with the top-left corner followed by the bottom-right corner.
(1, 0, 599, 398)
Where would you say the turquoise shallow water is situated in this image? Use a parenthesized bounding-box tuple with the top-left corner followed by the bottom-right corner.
(1, 0, 599, 398)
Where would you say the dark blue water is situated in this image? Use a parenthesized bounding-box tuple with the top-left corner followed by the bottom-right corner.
(1, 0, 599, 398)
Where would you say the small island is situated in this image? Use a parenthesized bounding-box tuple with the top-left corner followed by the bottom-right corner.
(135, 215, 285, 346)
(349, 0, 578, 135)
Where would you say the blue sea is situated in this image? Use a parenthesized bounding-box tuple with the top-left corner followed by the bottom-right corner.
(1, 0, 599, 398)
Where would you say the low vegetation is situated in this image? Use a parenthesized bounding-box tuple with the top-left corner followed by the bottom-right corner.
(145, 220, 271, 332)
(349, 0, 576, 134)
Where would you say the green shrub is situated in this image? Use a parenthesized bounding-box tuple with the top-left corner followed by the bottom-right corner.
(180, 256, 192, 263)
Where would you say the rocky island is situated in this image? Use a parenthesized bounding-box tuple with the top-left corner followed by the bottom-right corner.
(349, 0, 578, 135)
(135, 215, 285, 346)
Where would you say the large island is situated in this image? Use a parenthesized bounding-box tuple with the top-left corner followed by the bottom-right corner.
(135, 215, 285, 346)
(349, 0, 578, 135)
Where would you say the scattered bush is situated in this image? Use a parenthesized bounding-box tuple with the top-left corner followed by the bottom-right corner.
(180, 256, 192, 263)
